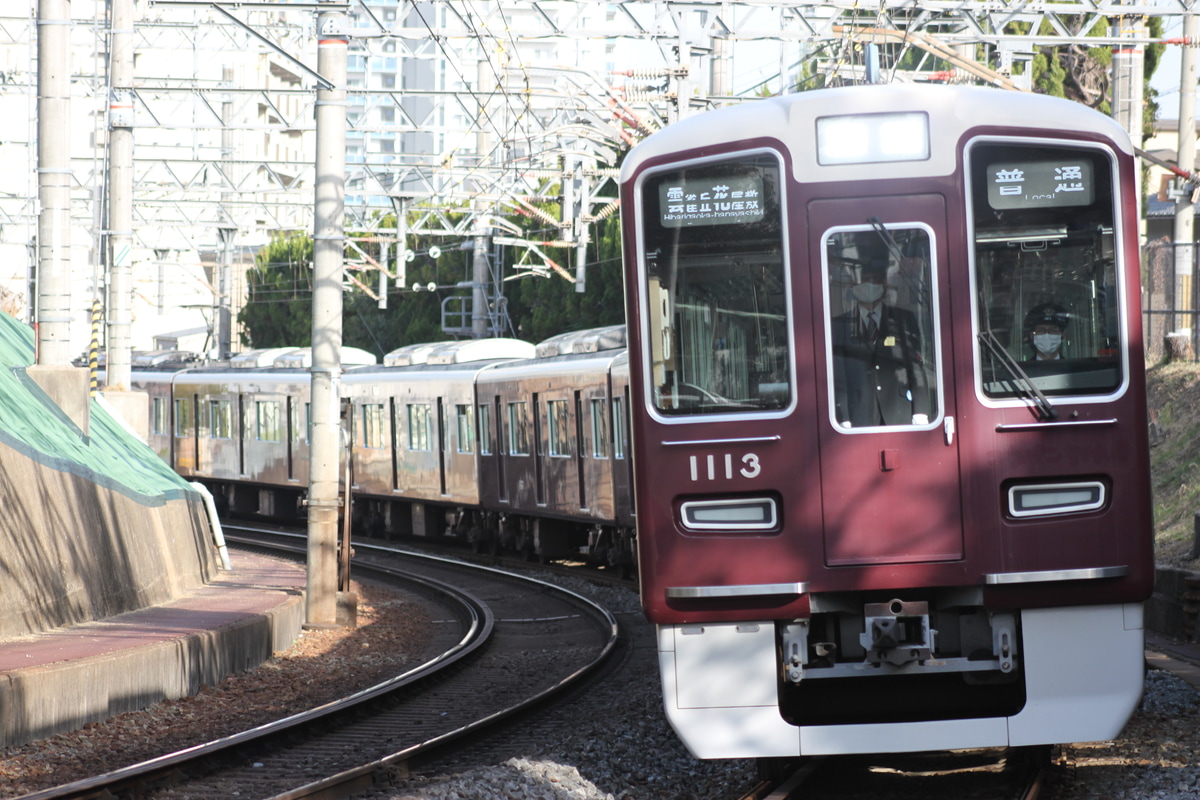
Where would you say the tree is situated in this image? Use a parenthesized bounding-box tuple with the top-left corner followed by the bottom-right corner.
(239, 233, 313, 348)
(1018, 15, 1164, 142)
(239, 200, 629, 354)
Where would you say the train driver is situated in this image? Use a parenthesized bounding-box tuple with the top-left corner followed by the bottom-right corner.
(1024, 303, 1070, 361)
(831, 259, 933, 428)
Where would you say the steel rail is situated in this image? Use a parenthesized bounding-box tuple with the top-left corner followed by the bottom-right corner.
(13, 533, 617, 800)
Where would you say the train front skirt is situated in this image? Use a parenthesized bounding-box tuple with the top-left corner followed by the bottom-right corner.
(656, 602, 1145, 758)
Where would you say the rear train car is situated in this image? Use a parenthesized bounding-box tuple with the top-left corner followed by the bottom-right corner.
(619, 84, 1153, 759)
(474, 326, 635, 565)
(341, 338, 534, 540)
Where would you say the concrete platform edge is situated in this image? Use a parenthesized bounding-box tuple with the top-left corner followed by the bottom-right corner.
(0, 592, 305, 748)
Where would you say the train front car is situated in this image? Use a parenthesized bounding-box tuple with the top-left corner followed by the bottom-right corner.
(619, 84, 1153, 760)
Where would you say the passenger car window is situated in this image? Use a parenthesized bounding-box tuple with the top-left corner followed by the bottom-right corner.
(639, 152, 790, 415)
(361, 403, 385, 449)
(256, 400, 282, 442)
(173, 397, 192, 438)
(547, 400, 570, 456)
(456, 404, 474, 454)
(407, 403, 431, 451)
(507, 401, 529, 455)
(824, 224, 939, 429)
(971, 142, 1122, 398)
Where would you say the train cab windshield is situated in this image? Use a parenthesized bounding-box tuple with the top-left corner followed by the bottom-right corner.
(637, 152, 791, 415)
(970, 141, 1123, 401)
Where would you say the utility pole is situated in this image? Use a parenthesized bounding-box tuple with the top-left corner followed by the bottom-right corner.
(471, 216, 489, 337)
(36, 0, 73, 367)
(1111, 8, 1145, 174)
(32, 0, 90, 435)
(106, 0, 134, 391)
(308, 0, 350, 628)
(218, 65, 236, 360)
(1177, 11, 1198, 353)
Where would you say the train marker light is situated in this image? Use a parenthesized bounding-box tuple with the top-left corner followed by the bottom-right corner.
(815, 111, 929, 166)
(679, 497, 778, 532)
(1007, 481, 1105, 518)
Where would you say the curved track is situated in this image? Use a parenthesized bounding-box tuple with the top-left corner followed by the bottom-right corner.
(15, 530, 619, 800)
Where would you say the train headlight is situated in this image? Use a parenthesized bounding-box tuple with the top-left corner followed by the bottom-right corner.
(679, 497, 778, 532)
(1007, 481, 1106, 518)
(816, 111, 929, 166)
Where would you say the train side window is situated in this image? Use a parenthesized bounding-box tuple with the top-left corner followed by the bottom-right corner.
(970, 141, 1123, 399)
(547, 399, 571, 457)
(256, 400, 282, 442)
(361, 403, 385, 449)
(612, 396, 625, 459)
(590, 398, 609, 459)
(407, 403, 431, 451)
(638, 151, 791, 415)
(173, 397, 192, 438)
(152, 396, 168, 436)
(209, 398, 232, 439)
(290, 398, 309, 444)
(456, 404, 474, 454)
(478, 402, 492, 455)
(507, 401, 530, 456)
(823, 225, 939, 430)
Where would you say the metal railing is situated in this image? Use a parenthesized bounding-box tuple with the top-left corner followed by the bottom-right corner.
(1142, 239, 1199, 362)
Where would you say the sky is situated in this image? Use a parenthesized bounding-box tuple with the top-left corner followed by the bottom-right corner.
(1151, 16, 1193, 114)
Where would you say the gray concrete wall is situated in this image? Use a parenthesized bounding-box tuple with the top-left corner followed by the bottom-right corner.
(0, 437, 217, 639)
(1148, 566, 1200, 641)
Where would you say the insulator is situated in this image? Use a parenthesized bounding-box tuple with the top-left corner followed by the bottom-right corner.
(611, 68, 670, 80)
(593, 199, 621, 221)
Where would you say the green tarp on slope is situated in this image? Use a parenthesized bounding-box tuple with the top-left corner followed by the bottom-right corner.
(0, 313, 195, 506)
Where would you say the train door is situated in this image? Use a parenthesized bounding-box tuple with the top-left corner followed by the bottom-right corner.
(574, 390, 587, 511)
(533, 392, 545, 505)
(811, 195, 963, 566)
(492, 395, 507, 503)
(437, 397, 447, 496)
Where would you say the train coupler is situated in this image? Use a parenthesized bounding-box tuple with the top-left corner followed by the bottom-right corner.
(860, 599, 933, 667)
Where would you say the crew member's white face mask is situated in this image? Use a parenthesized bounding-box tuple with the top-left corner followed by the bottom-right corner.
(852, 282, 884, 304)
(1032, 333, 1062, 356)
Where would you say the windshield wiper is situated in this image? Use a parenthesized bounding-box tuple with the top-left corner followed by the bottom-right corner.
(977, 330, 1058, 421)
(868, 216, 907, 264)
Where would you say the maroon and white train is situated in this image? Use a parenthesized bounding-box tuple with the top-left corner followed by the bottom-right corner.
(619, 84, 1153, 759)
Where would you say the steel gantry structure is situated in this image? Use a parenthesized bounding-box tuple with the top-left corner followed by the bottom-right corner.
(0, 1, 1196, 357)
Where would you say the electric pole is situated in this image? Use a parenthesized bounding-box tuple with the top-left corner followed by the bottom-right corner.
(308, 0, 350, 628)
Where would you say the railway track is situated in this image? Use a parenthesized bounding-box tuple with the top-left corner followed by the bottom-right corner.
(15, 528, 619, 800)
(742, 747, 1051, 800)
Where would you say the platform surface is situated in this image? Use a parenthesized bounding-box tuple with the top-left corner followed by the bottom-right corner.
(0, 551, 306, 747)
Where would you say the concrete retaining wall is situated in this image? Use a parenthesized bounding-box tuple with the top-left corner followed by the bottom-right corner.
(0, 437, 218, 639)
(1148, 566, 1200, 641)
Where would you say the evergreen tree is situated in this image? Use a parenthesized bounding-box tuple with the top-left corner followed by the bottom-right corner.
(238, 233, 313, 348)
(239, 198, 628, 352)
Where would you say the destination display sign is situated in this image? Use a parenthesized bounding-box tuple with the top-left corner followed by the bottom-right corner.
(659, 173, 765, 227)
(986, 160, 1095, 210)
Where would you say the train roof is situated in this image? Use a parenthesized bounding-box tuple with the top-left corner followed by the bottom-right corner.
(343, 357, 519, 381)
(132, 349, 203, 368)
(477, 347, 627, 383)
(620, 84, 1134, 185)
(272, 346, 377, 368)
(222, 346, 377, 369)
(383, 337, 535, 367)
(170, 366, 310, 388)
(534, 325, 626, 358)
